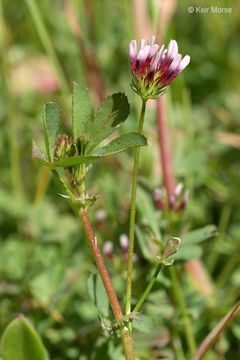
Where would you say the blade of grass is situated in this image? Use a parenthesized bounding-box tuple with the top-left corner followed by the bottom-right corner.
(24, 0, 70, 98)
(0, 2, 24, 202)
(63, 0, 105, 104)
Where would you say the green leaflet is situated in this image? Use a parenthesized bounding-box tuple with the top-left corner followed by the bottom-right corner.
(87, 92, 130, 151)
(171, 245, 203, 262)
(54, 132, 147, 167)
(181, 225, 218, 245)
(101, 132, 147, 156)
(72, 82, 94, 140)
(1, 317, 48, 360)
(87, 273, 109, 318)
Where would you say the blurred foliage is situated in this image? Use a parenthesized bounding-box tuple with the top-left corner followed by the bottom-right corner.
(0, 0, 240, 359)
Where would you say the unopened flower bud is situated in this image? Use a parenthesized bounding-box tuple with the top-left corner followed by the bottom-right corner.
(119, 234, 129, 263)
(103, 241, 114, 261)
(96, 209, 106, 227)
(119, 234, 129, 251)
(174, 183, 183, 198)
(55, 134, 75, 159)
(169, 183, 184, 210)
(163, 237, 181, 259)
(169, 194, 175, 210)
(178, 189, 189, 212)
(153, 188, 164, 210)
(75, 134, 89, 156)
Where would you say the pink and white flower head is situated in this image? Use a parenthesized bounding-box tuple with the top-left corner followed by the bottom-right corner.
(129, 36, 190, 100)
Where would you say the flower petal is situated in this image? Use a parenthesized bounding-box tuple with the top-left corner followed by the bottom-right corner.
(150, 49, 161, 72)
(139, 39, 145, 51)
(169, 53, 182, 71)
(167, 40, 178, 59)
(148, 44, 159, 59)
(137, 45, 150, 64)
(178, 55, 190, 72)
(129, 40, 137, 61)
(160, 48, 168, 64)
(147, 35, 155, 46)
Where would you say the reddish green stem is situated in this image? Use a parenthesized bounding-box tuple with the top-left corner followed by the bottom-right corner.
(79, 210, 135, 359)
(79, 210, 123, 320)
(157, 96, 175, 202)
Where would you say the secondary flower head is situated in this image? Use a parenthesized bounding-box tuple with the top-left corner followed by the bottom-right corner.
(129, 36, 190, 100)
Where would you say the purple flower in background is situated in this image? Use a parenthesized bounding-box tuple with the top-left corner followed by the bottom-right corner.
(153, 187, 164, 210)
(103, 241, 114, 261)
(129, 36, 190, 99)
(119, 234, 129, 263)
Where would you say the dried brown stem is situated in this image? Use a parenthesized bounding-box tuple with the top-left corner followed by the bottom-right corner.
(192, 300, 240, 360)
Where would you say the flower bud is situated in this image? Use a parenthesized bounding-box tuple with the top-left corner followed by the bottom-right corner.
(169, 183, 183, 210)
(103, 241, 114, 261)
(96, 209, 106, 227)
(55, 134, 75, 159)
(153, 188, 164, 210)
(75, 134, 89, 156)
(178, 189, 189, 212)
(119, 234, 129, 251)
(119, 234, 129, 263)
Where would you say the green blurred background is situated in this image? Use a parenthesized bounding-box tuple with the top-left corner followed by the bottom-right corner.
(0, 0, 240, 359)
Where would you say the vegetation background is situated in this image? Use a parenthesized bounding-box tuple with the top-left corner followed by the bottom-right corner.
(0, 0, 240, 359)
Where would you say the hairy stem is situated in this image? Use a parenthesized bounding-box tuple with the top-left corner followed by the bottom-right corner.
(53, 167, 135, 358)
(79, 210, 135, 359)
(79, 211, 123, 319)
(125, 99, 146, 316)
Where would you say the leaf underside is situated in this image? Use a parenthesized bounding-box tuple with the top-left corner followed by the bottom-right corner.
(32, 140, 55, 169)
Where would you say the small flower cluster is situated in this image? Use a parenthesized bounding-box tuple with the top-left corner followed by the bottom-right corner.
(55, 134, 90, 160)
(55, 134, 92, 188)
(55, 134, 75, 159)
(129, 36, 190, 100)
(102, 234, 130, 264)
(153, 183, 189, 212)
(96, 209, 107, 227)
